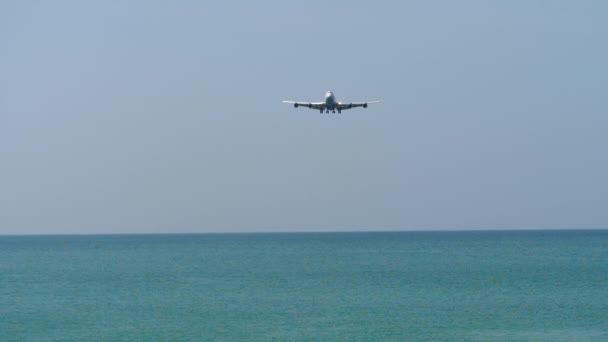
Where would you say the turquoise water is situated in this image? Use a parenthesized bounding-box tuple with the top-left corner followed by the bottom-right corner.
(1, 230, 607, 341)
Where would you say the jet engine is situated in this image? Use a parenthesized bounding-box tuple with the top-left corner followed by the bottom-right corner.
(363, 102, 368, 108)
(308, 103, 312, 108)
(294, 103, 299, 108)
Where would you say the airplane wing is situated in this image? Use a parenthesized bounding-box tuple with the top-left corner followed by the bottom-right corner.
(337, 100, 382, 110)
(282, 101, 325, 110)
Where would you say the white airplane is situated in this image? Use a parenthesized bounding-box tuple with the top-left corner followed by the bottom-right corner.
(283, 91, 382, 114)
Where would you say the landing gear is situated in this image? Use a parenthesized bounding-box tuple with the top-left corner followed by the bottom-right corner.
(338, 110, 342, 114)
(325, 110, 330, 113)
(332, 110, 336, 113)
(320, 109, 323, 113)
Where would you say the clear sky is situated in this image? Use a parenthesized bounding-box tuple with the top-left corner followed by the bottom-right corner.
(1, 1, 607, 234)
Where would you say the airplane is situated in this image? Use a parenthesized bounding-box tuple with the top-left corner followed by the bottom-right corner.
(282, 91, 382, 114)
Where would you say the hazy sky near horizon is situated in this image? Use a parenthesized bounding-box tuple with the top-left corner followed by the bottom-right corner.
(2, 1, 607, 234)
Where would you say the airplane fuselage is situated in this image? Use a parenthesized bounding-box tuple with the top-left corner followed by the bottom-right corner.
(324, 91, 337, 110)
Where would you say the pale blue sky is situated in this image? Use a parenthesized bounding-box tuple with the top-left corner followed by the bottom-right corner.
(1, 1, 607, 234)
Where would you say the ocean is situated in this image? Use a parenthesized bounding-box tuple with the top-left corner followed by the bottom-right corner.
(1, 230, 607, 341)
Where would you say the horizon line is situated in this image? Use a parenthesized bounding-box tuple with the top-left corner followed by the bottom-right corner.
(1, 228, 607, 237)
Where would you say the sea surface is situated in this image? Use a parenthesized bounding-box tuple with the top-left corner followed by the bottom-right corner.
(1, 230, 607, 341)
